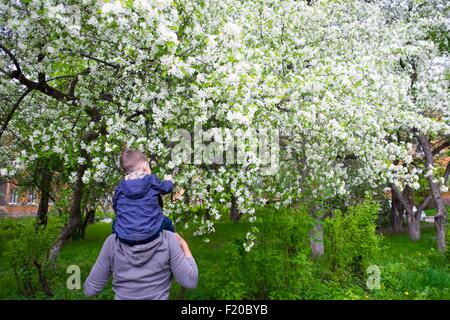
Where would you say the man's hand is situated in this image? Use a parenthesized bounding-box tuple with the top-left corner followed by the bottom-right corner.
(175, 233, 192, 258)
(164, 174, 173, 182)
(142, 161, 152, 174)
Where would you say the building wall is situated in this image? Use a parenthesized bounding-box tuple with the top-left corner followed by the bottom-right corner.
(427, 191, 450, 208)
(0, 182, 6, 215)
(0, 182, 41, 216)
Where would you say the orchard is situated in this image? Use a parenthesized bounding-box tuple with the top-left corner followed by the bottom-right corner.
(0, 0, 448, 300)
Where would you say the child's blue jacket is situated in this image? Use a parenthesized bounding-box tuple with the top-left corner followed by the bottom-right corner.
(112, 174, 173, 241)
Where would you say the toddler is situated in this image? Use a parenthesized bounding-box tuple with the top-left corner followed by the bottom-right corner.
(112, 149, 175, 245)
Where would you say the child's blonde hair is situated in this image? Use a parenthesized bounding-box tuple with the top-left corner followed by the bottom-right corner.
(120, 150, 148, 174)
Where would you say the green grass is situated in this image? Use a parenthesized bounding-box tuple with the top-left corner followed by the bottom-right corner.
(424, 206, 450, 217)
(0, 220, 115, 300)
(0, 214, 448, 300)
(371, 227, 450, 299)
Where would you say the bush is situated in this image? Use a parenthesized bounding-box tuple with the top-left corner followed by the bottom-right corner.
(175, 206, 315, 299)
(323, 198, 381, 281)
(2, 217, 63, 298)
(254, 206, 314, 299)
(1, 205, 447, 300)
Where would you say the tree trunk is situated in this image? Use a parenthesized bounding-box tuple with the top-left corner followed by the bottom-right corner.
(204, 185, 211, 220)
(435, 214, 447, 252)
(36, 165, 53, 228)
(48, 161, 85, 263)
(183, 189, 190, 205)
(418, 135, 448, 252)
(230, 195, 241, 222)
(204, 207, 211, 220)
(407, 214, 421, 241)
(391, 188, 403, 233)
(22, 269, 35, 297)
(403, 185, 421, 241)
(309, 216, 324, 258)
(177, 287, 187, 299)
(78, 206, 95, 240)
(33, 259, 53, 298)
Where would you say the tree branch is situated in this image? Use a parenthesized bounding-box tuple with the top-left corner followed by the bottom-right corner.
(432, 139, 450, 156)
(78, 52, 120, 69)
(0, 42, 22, 74)
(416, 156, 449, 214)
(417, 194, 432, 215)
(0, 43, 77, 102)
(391, 184, 412, 214)
(0, 88, 32, 140)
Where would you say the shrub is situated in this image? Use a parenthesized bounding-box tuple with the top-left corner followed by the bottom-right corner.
(323, 198, 381, 281)
(254, 206, 314, 299)
(3, 217, 63, 298)
(175, 206, 315, 299)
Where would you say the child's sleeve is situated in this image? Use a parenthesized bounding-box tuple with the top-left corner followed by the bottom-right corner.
(112, 187, 120, 212)
(150, 174, 174, 195)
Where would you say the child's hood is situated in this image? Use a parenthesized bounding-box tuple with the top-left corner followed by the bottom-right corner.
(119, 174, 152, 199)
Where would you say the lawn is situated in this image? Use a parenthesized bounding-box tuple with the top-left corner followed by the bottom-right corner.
(0, 211, 448, 300)
(424, 206, 450, 217)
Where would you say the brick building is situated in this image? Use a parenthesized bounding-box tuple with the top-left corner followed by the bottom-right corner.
(0, 182, 45, 217)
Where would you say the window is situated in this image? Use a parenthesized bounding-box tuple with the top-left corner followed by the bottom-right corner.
(28, 191, 36, 204)
(9, 188, 19, 204)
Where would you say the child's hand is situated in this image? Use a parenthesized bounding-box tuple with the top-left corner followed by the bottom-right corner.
(164, 175, 173, 182)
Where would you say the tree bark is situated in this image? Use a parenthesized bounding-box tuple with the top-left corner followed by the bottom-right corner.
(78, 206, 95, 240)
(309, 216, 324, 258)
(0, 88, 32, 141)
(33, 259, 53, 298)
(230, 195, 241, 222)
(391, 184, 422, 241)
(18, 266, 35, 297)
(390, 187, 403, 233)
(204, 207, 211, 221)
(48, 130, 98, 262)
(48, 158, 85, 262)
(204, 185, 211, 220)
(404, 185, 421, 241)
(36, 165, 53, 228)
(407, 213, 421, 241)
(183, 186, 190, 205)
(418, 135, 448, 252)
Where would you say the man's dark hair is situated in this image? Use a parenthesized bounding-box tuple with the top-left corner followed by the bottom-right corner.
(120, 150, 148, 174)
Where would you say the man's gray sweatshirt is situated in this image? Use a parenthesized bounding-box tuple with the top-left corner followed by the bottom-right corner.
(84, 230, 198, 300)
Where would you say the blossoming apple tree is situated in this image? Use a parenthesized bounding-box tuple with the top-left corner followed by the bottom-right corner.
(0, 0, 448, 264)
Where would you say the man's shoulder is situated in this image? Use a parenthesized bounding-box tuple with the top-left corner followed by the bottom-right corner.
(104, 234, 118, 247)
(95, 234, 117, 260)
(161, 229, 175, 239)
(161, 230, 177, 245)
